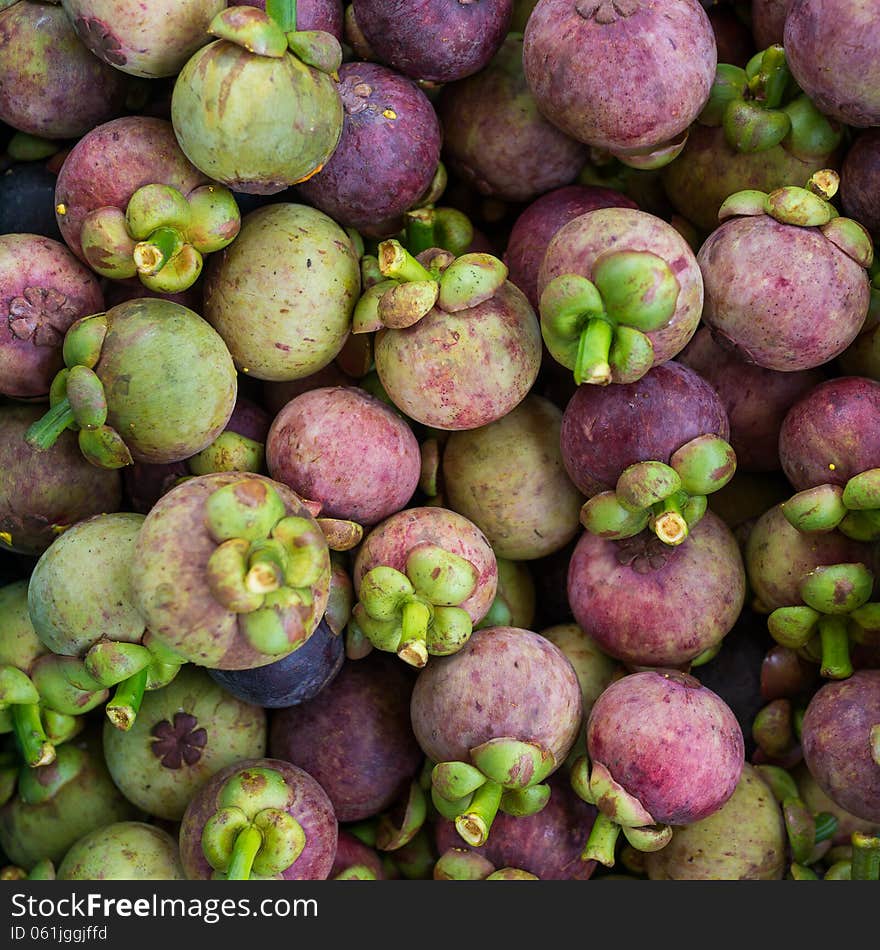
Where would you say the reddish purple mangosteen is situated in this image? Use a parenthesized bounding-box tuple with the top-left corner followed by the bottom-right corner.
(435, 33, 587, 204)
(230, 0, 344, 39)
(841, 131, 880, 241)
(567, 510, 746, 668)
(368, 243, 542, 431)
(751, 0, 790, 48)
(350, 506, 498, 668)
(801, 670, 880, 823)
(432, 772, 598, 880)
(523, 0, 717, 168)
(411, 626, 583, 848)
(266, 386, 420, 527)
(297, 62, 441, 238)
(331, 830, 386, 880)
(504, 185, 638, 310)
(0, 1, 129, 139)
(578, 669, 744, 867)
(179, 757, 338, 879)
(269, 652, 422, 822)
(350, 0, 513, 83)
(262, 365, 356, 416)
(707, 4, 754, 67)
(776, 377, 880, 542)
(0, 233, 104, 400)
(537, 208, 704, 387)
(678, 327, 824, 472)
(697, 176, 872, 372)
(784, 0, 880, 128)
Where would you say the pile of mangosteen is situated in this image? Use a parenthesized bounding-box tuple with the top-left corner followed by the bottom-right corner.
(0, 0, 879, 883)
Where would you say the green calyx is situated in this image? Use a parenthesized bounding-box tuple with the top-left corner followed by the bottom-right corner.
(350, 544, 479, 668)
(204, 481, 327, 656)
(26, 328, 135, 467)
(431, 738, 555, 847)
(580, 434, 736, 545)
(767, 563, 877, 679)
(201, 767, 305, 880)
(539, 249, 681, 387)
(80, 182, 240, 293)
(374, 781, 427, 852)
(188, 432, 265, 477)
(700, 46, 842, 159)
(368, 240, 508, 330)
(782, 468, 880, 541)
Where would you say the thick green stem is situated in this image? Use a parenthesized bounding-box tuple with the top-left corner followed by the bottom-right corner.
(266, 0, 296, 32)
(11, 704, 54, 768)
(105, 667, 149, 731)
(818, 615, 853, 680)
(132, 227, 183, 276)
(581, 812, 621, 867)
(379, 241, 434, 284)
(650, 495, 689, 546)
(24, 398, 76, 451)
(850, 834, 880, 881)
(226, 825, 263, 881)
(398, 600, 430, 668)
(574, 318, 614, 386)
(455, 779, 502, 847)
(406, 210, 436, 256)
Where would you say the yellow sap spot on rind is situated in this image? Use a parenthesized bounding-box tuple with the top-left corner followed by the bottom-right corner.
(0, 532, 11, 545)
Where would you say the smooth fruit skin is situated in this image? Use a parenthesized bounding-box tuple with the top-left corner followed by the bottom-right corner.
(678, 327, 824, 472)
(433, 772, 598, 880)
(0, 234, 104, 399)
(353, 507, 498, 625)
(587, 670, 745, 826)
(62, 0, 225, 79)
(538, 208, 704, 375)
(698, 215, 870, 371)
(374, 281, 542, 431)
(54, 117, 208, 263)
(523, 0, 716, 157)
(0, 405, 122, 557)
(841, 130, 880, 240)
(203, 204, 361, 381)
(560, 361, 729, 497)
(171, 41, 343, 195)
(744, 504, 876, 611)
(266, 386, 420, 525)
(0, 1, 128, 138)
(351, 0, 514, 83)
(436, 33, 587, 204)
(801, 670, 880, 822)
(778, 376, 880, 489)
(662, 124, 838, 233)
(58, 822, 185, 880)
(442, 395, 584, 560)
(751, 0, 790, 47)
(644, 763, 786, 880)
(297, 62, 442, 237)
(784, 0, 880, 127)
(410, 626, 582, 768)
(102, 666, 268, 821)
(269, 652, 422, 822)
(131, 473, 331, 670)
(567, 512, 746, 668)
(179, 758, 338, 880)
(504, 185, 638, 310)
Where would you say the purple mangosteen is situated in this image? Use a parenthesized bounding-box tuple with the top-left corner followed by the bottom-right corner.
(230, 0, 344, 39)
(841, 131, 880, 242)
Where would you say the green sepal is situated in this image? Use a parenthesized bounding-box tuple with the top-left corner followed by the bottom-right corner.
(718, 189, 769, 221)
(608, 325, 654, 383)
(781, 484, 848, 533)
(66, 365, 108, 430)
(359, 566, 415, 621)
(699, 64, 748, 126)
(579, 492, 650, 539)
(270, 516, 326, 590)
(406, 545, 478, 606)
(500, 783, 551, 817)
(570, 755, 594, 804)
(752, 699, 794, 757)
(351, 604, 402, 653)
(138, 244, 203, 293)
(375, 781, 427, 851)
(204, 480, 287, 544)
(588, 762, 655, 828)
(219, 766, 293, 817)
(822, 217, 874, 269)
(616, 461, 681, 511)
(754, 764, 800, 803)
(782, 796, 816, 865)
(83, 641, 152, 687)
(378, 280, 439, 329)
(437, 254, 507, 313)
(207, 538, 266, 613)
(78, 426, 133, 469)
(591, 250, 679, 332)
(768, 605, 821, 649)
(0, 666, 39, 707)
(426, 606, 472, 656)
(240, 605, 295, 656)
(430, 784, 473, 821)
(539, 273, 604, 369)
(782, 94, 844, 162)
(185, 184, 242, 254)
(432, 761, 487, 801)
(28, 655, 108, 717)
(681, 493, 708, 528)
(251, 809, 306, 876)
(202, 807, 250, 872)
(63, 314, 108, 370)
(352, 280, 397, 334)
(838, 508, 880, 542)
(620, 823, 674, 853)
(434, 848, 495, 881)
(188, 432, 265, 476)
(432, 207, 475, 257)
(723, 99, 791, 153)
(209, 5, 289, 56)
(764, 186, 834, 227)
(850, 602, 880, 636)
(16, 744, 86, 805)
(286, 31, 343, 75)
(842, 468, 880, 511)
(669, 435, 737, 496)
(125, 184, 191, 239)
(79, 209, 138, 280)
(468, 738, 555, 790)
(799, 563, 874, 614)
